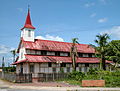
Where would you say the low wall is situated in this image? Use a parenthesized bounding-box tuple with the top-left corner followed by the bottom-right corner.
(82, 80, 105, 87)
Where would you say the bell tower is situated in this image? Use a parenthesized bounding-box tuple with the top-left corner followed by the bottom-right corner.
(21, 8, 35, 42)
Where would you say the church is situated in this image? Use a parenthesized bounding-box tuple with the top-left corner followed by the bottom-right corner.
(13, 9, 112, 79)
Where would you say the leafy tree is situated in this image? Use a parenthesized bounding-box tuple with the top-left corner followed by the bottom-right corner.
(106, 40, 120, 68)
(95, 33, 110, 70)
(70, 38, 79, 71)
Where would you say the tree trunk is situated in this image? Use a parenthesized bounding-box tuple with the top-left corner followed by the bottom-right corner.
(72, 55, 76, 71)
(102, 56, 106, 70)
(100, 59, 102, 70)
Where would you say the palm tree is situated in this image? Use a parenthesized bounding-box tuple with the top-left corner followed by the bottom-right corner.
(10, 49, 17, 63)
(70, 38, 79, 71)
(95, 33, 110, 70)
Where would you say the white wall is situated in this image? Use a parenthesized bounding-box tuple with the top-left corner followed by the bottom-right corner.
(19, 62, 111, 74)
(18, 47, 26, 61)
(21, 28, 34, 42)
(23, 63, 29, 74)
(16, 64, 21, 73)
(34, 63, 39, 73)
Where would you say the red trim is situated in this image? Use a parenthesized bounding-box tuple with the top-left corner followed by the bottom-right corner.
(12, 59, 27, 65)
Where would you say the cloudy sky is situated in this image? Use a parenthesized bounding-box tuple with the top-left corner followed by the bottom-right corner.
(0, 0, 120, 66)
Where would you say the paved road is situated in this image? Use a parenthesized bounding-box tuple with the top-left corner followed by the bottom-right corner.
(1, 79, 120, 91)
(1, 87, 120, 91)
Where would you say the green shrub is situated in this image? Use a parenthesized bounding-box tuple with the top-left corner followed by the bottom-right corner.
(67, 70, 120, 87)
(87, 68, 99, 75)
(68, 71, 85, 81)
(3, 67, 16, 72)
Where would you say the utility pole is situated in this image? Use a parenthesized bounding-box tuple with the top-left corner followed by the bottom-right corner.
(2, 56, 5, 78)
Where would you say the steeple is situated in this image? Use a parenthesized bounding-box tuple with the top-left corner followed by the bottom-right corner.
(21, 8, 35, 30)
(21, 7, 35, 42)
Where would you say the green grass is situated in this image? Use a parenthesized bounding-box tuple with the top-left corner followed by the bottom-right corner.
(56, 78, 81, 86)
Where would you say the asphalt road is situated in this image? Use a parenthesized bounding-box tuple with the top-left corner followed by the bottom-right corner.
(1, 88, 120, 91)
(1, 79, 120, 91)
(1, 89, 66, 91)
(0, 89, 51, 91)
(4, 89, 52, 91)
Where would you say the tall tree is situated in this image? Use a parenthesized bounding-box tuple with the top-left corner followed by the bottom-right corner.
(70, 38, 79, 71)
(95, 33, 110, 70)
(2, 56, 5, 78)
(2, 56, 5, 68)
(10, 49, 17, 63)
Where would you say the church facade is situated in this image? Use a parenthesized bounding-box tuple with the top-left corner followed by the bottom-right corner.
(13, 9, 112, 78)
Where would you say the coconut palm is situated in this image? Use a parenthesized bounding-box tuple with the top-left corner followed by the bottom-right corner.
(70, 38, 79, 71)
(95, 33, 110, 70)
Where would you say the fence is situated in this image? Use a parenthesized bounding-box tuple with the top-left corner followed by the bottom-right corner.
(38, 73, 68, 82)
(0, 72, 68, 82)
(16, 73, 32, 83)
(0, 72, 32, 83)
(0, 72, 16, 82)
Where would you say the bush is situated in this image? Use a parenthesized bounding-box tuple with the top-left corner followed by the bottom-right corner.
(3, 67, 16, 72)
(68, 71, 85, 81)
(87, 68, 99, 75)
(67, 70, 120, 87)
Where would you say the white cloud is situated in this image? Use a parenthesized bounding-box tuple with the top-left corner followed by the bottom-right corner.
(90, 13, 96, 18)
(84, 2, 95, 7)
(101, 26, 120, 39)
(0, 45, 14, 54)
(35, 35, 64, 42)
(98, 18, 107, 23)
(0, 45, 10, 54)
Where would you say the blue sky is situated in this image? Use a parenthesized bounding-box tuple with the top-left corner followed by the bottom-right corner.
(0, 0, 120, 66)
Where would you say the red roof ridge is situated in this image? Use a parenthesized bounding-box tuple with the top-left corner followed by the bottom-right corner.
(34, 39, 90, 46)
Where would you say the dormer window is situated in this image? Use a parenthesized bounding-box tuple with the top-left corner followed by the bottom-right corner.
(28, 30, 31, 37)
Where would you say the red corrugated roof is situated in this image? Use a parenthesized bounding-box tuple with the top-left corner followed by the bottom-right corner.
(22, 39, 95, 53)
(12, 59, 27, 65)
(13, 55, 112, 64)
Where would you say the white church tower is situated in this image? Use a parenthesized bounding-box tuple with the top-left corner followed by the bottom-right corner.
(21, 8, 35, 42)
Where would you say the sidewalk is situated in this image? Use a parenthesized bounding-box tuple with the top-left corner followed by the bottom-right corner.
(0, 79, 11, 89)
(0, 79, 120, 91)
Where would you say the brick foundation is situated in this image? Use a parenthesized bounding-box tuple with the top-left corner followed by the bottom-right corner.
(82, 80, 105, 87)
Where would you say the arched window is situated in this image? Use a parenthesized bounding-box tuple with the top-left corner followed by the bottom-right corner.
(28, 30, 31, 37)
